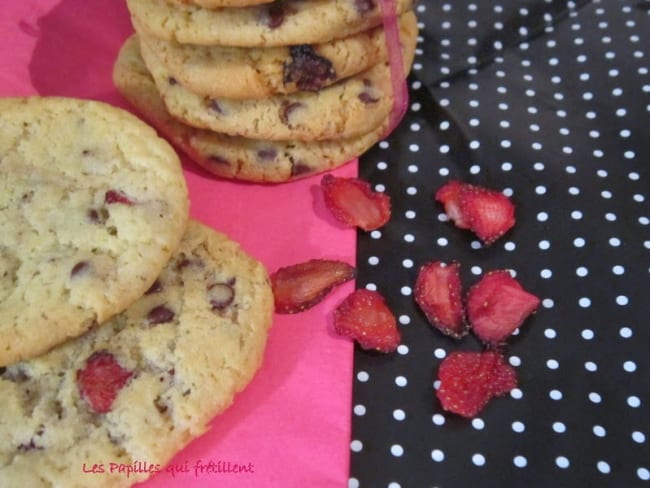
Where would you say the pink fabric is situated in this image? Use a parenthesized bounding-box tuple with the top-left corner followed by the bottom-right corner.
(0, 2, 354, 486)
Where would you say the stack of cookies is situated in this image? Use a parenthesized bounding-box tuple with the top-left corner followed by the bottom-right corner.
(0, 97, 274, 486)
(114, 0, 419, 183)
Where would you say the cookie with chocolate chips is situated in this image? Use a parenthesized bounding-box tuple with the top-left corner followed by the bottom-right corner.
(114, 36, 405, 182)
(0, 220, 273, 487)
(138, 11, 417, 100)
(140, 17, 416, 142)
(126, 0, 414, 47)
(0, 96, 189, 367)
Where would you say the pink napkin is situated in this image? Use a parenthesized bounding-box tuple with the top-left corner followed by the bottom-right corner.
(0, 2, 354, 486)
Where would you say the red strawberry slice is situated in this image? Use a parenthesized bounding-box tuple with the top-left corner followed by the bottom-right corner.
(436, 350, 517, 418)
(333, 289, 400, 353)
(76, 351, 134, 413)
(414, 261, 467, 338)
(466, 270, 540, 344)
(435, 180, 470, 229)
(271, 259, 356, 313)
(435, 180, 515, 245)
(321, 174, 391, 231)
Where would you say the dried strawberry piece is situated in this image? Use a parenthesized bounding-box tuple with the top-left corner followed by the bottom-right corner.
(466, 270, 540, 345)
(271, 259, 356, 314)
(436, 350, 517, 418)
(435, 180, 515, 245)
(333, 289, 400, 353)
(321, 174, 391, 231)
(414, 261, 467, 338)
(76, 351, 133, 413)
(104, 189, 135, 205)
(435, 180, 470, 229)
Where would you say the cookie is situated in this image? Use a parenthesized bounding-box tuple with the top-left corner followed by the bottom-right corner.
(114, 36, 399, 182)
(0, 96, 189, 367)
(141, 24, 416, 142)
(127, 0, 415, 47)
(167, 0, 273, 8)
(0, 220, 273, 488)
(138, 11, 418, 100)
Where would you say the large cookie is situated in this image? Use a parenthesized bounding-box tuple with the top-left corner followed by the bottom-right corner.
(0, 97, 189, 367)
(114, 37, 400, 182)
(138, 11, 418, 100)
(0, 220, 274, 487)
(141, 23, 416, 142)
(167, 0, 273, 8)
(127, 0, 415, 47)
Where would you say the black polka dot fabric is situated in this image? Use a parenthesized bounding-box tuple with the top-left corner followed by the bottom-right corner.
(350, 1, 650, 486)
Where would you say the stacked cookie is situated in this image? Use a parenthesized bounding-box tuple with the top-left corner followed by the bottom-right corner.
(115, 0, 419, 183)
(0, 97, 274, 487)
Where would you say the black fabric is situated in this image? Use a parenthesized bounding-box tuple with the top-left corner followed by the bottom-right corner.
(351, 1, 650, 486)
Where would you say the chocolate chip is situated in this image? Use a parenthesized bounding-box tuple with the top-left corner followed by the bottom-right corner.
(207, 155, 230, 166)
(207, 99, 224, 114)
(358, 92, 380, 104)
(358, 80, 380, 104)
(291, 161, 312, 177)
(279, 101, 304, 125)
(354, 0, 375, 14)
(145, 279, 163, 295)
(283, 45, 336, 92)
(263, 2, 287, 28)
(257, 148, 278, 161)
(87, 207, 109, 224)
(207, 282, 235, 310)
(70, 261, 89, 278)
(154, 396, 168, 414)
(147, 305, 175, 325)
(168, 76, 178, 86)
(17, 439, 43, 452)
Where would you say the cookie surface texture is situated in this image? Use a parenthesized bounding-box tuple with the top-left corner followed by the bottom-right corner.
(127, 0, 414, 47)
(138, 11, 418, 100)
(114, 37, 404, 182)
(0, 220, 274, 487)
(0, 97, 189, 366)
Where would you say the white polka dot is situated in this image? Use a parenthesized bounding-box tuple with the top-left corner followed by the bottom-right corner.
(550, 390, 563, 401)
(637, 468, 650, 481)
(593, 425, 606, 437)
(585, 361, 598, 372)
(395, 376, 408, 387)
(398, 315, 410, 325)
(393, 409, 406, 421)
(397, 344, 409, 355)
(632, 431, 646, 443)
(589, 392, 602, 404)
(391, 444, 404, 457)
(432, 413, 445, 426)
(597, 461, 611, 474)
(402, 259, 414, 269)
(350, 440, 363, 452)
(510, 388, 523, 400)
(579, 297, 592, 308)
(472, 418, 485, 430)
(616, 295, 629, 306)
(431, 449, 445, 462)
(554, 456, 570, 469)
(434, 348, 446, 359)
(623, 361, 637, 373)
(620, 327, 633, 338)
(472, 454, 486, 466)
(357, 371, 369, 382)
(628, 396, 641, 408)
(514, 455, 528, 468)
(553, 422, 566, 433)
(576, 266, 589, 277)
(512, 421, 526, 433)
(368, 256, 379, 265)
(349, 478, 359, 488)
(400, 286, 412, 296)
(582, 329, 595, 340)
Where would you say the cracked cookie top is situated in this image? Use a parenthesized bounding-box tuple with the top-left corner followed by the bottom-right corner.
(0, 220, 273, 487)
(0, 96, 189, 366)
